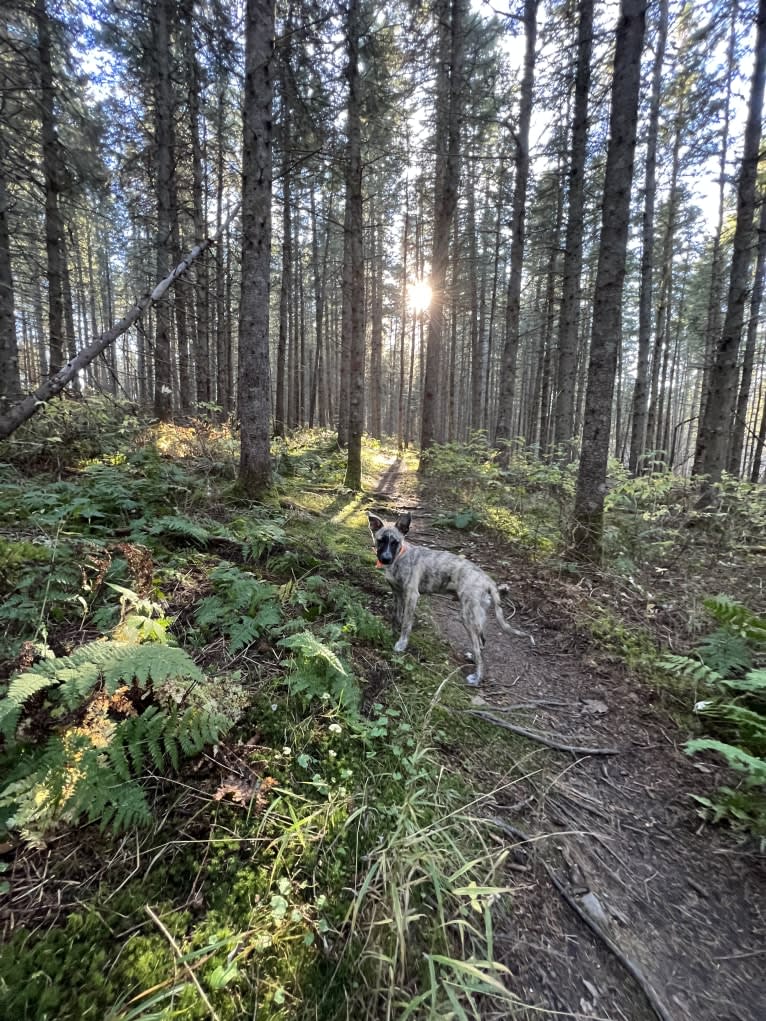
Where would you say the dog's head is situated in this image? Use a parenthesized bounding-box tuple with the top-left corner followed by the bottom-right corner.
(368, 512, 411, 566)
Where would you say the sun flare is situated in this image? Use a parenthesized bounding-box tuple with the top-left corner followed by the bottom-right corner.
(408, 279, 432, 312)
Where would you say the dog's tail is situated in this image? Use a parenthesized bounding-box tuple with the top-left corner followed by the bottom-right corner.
(493, 583, 534, 645)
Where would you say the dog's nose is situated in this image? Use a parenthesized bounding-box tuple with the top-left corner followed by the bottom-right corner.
(380, 552, 393, 564)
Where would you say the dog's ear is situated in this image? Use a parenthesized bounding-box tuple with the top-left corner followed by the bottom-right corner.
(368, 513, 385, 535)
(395, 512, 411, 535)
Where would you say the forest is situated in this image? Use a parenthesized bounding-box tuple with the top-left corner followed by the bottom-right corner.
(0, 0, 765, 1019)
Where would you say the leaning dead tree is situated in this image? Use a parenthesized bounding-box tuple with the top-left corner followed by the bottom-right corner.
(0, 210, 239, 442)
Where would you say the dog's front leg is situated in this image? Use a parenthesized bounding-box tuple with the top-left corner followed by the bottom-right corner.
(394, 588, 419, 653)
(390, 586, 403, 630)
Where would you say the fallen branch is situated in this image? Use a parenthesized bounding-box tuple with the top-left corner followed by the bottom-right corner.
(466, 709, 619, 755)
(0, 203, 240, 441)
(489, 818, 675, 1021)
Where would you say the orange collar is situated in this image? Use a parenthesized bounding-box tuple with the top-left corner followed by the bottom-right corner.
(375, 542, 408, 568)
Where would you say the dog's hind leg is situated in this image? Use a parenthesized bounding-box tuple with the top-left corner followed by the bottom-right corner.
(460, 599, 486, 686)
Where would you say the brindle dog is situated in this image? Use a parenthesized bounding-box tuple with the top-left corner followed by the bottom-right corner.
(368, 512, 532, 686)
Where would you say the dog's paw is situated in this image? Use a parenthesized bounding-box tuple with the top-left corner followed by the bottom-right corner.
(465, 673, 481, 686)
(394, 638, 408, 653)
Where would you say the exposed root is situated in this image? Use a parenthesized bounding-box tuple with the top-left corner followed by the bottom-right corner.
(465, 709, 620, 756)
(489, 818, 676, 1021)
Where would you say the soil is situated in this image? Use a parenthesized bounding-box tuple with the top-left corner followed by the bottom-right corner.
(370, 456, 766, 1021)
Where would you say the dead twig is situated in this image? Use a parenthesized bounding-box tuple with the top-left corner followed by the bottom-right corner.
(465, 709, 620, 755)
(489, 819, 675, 1021)
(145, 905, 221, 1021)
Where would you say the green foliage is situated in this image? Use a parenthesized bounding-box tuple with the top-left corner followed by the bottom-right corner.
(1, 641, 205, 741)
(234, 517, 288, 560)
(701, 594, 766, 646)
(432, 508, 481, 530)
(0, 635, 243, 841)
(193, 561, 283, 654)
(664, 596, 766, 835)
(421, 432, 501, 491)
(143, 513, 215, 547)
(278, 630, 359, 711)
(0, 396, 143, 472)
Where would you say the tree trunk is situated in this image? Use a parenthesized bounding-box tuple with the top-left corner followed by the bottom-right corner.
(629, 0, 668, 474)
(152, 0, 175, 421)
(343, 0, 365, 489)
(369, 207, 383, 439)
(0, 142, 19, 403)
(275, 156, 291, 437)
(693, 1, 738, 474)
(420, 0, 466, 460)
(553, 0, 593, 453)
(34, 0, 66, 377)
(183, 0, 210, 409)
(572, 0, 647, 560)
(696, 0, 765, 481)
(239, 0, 274, 494)
(729, 197, 766, 475)
(495, 0, 538, 450)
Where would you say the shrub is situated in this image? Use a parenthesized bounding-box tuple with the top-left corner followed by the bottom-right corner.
(663, 595, 766, 836)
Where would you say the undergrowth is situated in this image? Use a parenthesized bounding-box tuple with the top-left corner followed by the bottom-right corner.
(663, 596, 766, 837)
(422, 433, 766, 634)
(0, 409, 524, 1020)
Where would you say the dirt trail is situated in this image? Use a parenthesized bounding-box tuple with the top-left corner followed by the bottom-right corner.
(370, 457, 766, 1021)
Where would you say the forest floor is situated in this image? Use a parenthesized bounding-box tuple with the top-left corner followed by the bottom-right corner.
(369, 452, 766, 1021)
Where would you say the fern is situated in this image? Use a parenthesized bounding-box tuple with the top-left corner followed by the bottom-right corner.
(278, 630, 359, 710)
(1, 641, 206, 741)
(722, 669, 766, 695)
(193, 562, 283, 654)
(694, 629, 751, 677)
(660, 653, 722, 687)
(0, 672, 59, 739)
(685, 739, 766, 784)
(670, 594, 766, 836)
(702, 595, 766, 645)
(142, 514, 213, 547)
(0, 635, 246, 841)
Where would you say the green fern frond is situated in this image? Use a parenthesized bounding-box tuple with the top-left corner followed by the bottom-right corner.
(685, 738, 766, 784)
(278, 630, 348, 676)
(723, 669, 766, 695)
(694, 629, 752, 677)
(144, 515, 213, 547)
(0, 672, 58, 739)
(703, 595, 766, 646)
(660, 654, 722, 686)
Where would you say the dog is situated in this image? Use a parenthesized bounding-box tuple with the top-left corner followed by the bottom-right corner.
(368, 512, 532, 686)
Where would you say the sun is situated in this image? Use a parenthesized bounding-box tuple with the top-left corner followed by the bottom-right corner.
(408, 279, 432, 312)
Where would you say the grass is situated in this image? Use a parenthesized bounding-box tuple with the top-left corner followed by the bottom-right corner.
(0, 410, 535, 1021)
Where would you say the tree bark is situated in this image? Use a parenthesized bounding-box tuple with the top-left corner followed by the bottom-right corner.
(239, 0, 274, 494)
(495, 0, 539, 450)
(369, 206, 383, 440)
(629, 0, 668, 474)
(0, 141, 19, 403)
(553, 0, 593, 453)
(572, 0, 647, 561)
(728, 197, 766, 476)
(343, 0, 365, 489)
(152, 0, 175, 421)
(420, 0, 466, 460)
(34, 0, 66, 377)
(696, 0, 766, 481)
(183, 0, 210, 410)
